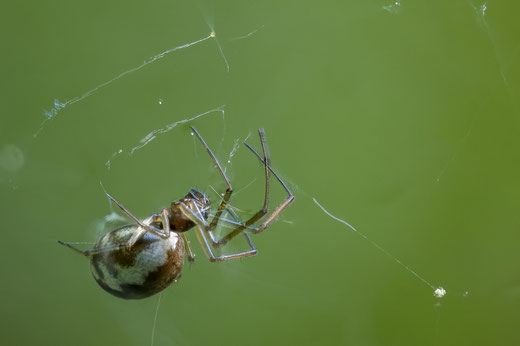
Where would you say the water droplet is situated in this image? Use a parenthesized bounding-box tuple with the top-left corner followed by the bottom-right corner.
(433, 287, 446, 298)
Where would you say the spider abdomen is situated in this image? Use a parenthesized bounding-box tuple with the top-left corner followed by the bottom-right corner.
(90, 225, 184, 299)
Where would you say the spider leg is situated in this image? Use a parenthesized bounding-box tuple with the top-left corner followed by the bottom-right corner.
(206, 215, 261, 232)
(216, 128, 271, 245)
(58, 239, 143, 257)
(178, 202, 257, 262)
(193, 224, 257, 262)
(242, 140, 294, 233)
(59, 195, 171, 255)
(180, 233, 195, 262)
(190, 126, 233, 238)
(58, 209, 173, 256)
(126, 209, 171, 248)
(188, 127, 290, 254)
(105, 193, 170, 248)
(57, 241, 92, 257)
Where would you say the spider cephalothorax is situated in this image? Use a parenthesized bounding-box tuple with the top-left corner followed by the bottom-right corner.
(169, 189, 210, 232)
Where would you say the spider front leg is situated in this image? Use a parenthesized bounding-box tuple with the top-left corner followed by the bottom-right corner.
(178, 203, 257, 262)
(216, 128, 271, 245)
(190, 127, 289, 248)
(194, 225, 257, 262)
(242, 140, 294, 233)
(190, 126, 234, 240)
(211, 129, 294, 244)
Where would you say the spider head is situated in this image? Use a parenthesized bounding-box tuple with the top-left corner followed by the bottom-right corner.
(170, 188, 211, 232)
(185, 188, 211, 220)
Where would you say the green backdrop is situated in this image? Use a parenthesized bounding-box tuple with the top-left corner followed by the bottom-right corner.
(2, 0, 520, 345)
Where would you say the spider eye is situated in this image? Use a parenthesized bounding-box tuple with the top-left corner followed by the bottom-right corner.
(189, 188, 208, 202)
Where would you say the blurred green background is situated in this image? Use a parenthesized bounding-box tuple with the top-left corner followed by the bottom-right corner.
(2, 0, 520, 345)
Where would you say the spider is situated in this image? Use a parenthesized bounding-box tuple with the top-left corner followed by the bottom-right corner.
(58, 127, 294, 299)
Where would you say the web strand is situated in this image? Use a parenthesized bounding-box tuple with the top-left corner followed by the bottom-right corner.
(150, 292, 162, 346)
(36, 33, 215, 138)
(105, 105, 225, 169)
(313, 197, 444, 295)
